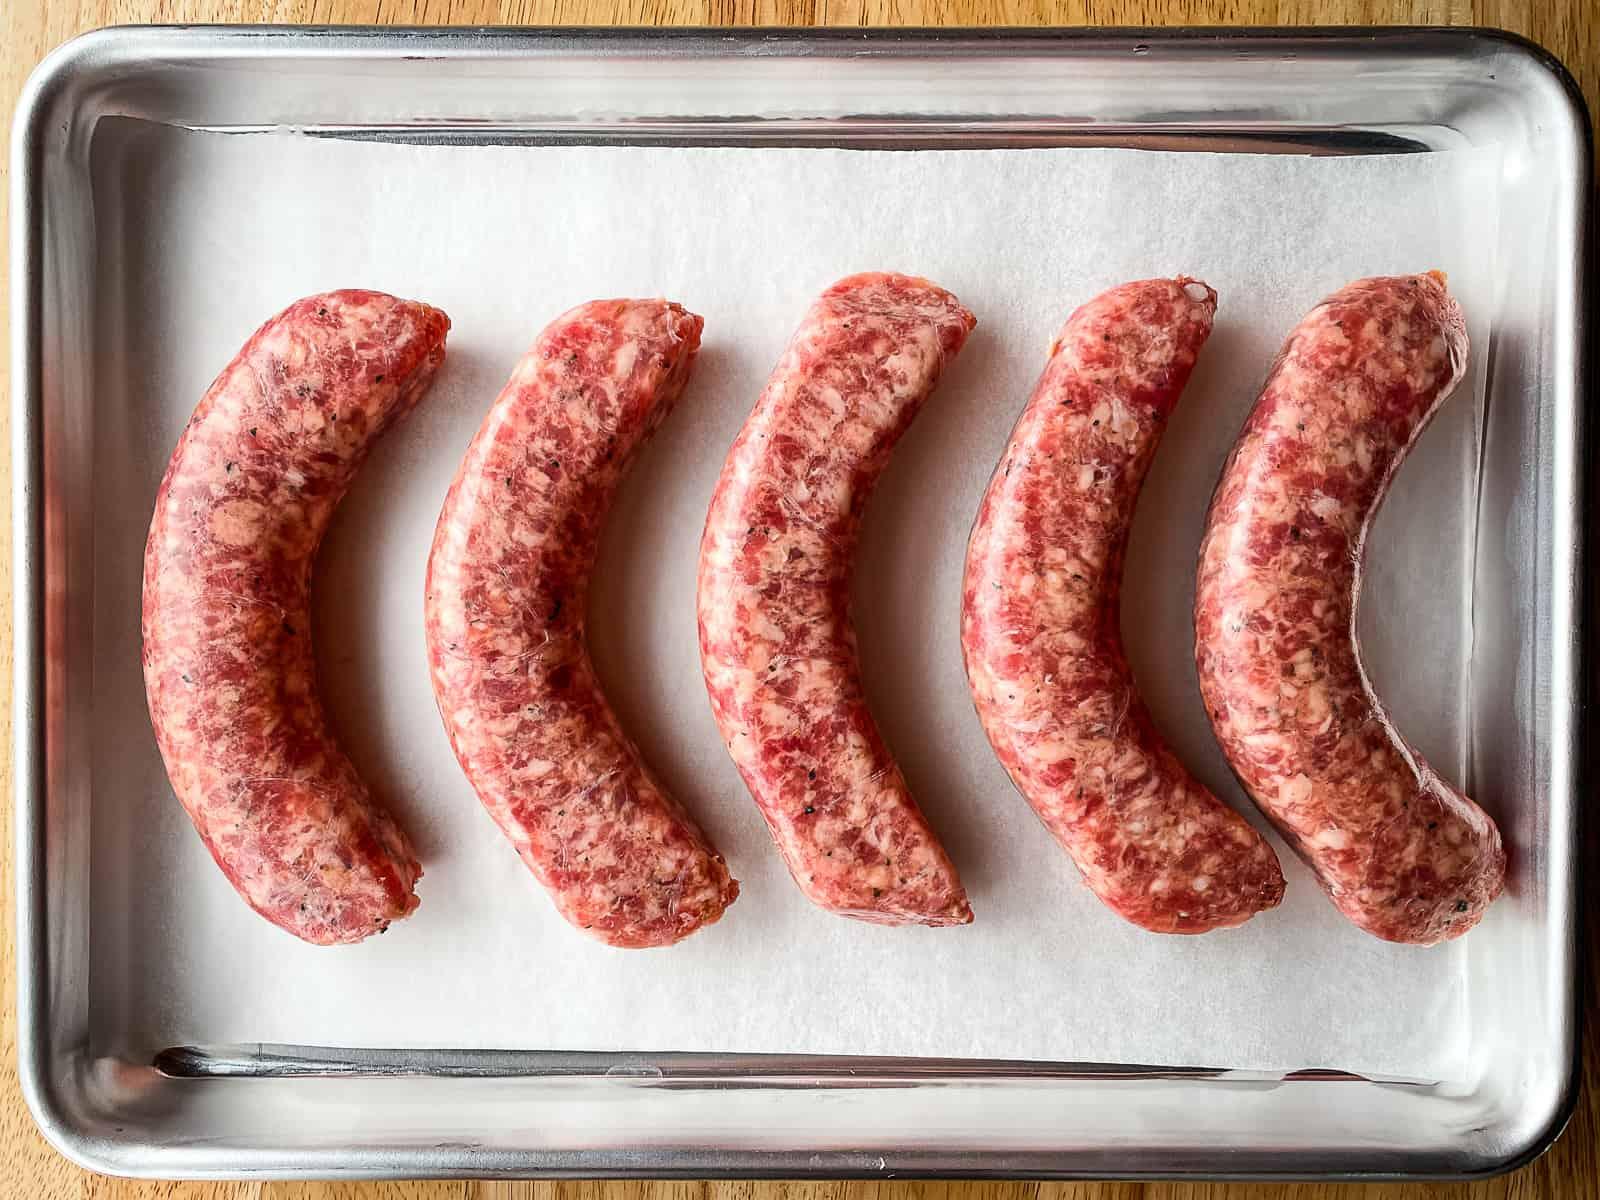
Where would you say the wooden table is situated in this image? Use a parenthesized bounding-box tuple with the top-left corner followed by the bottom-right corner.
(1, 0, 1594, 1196)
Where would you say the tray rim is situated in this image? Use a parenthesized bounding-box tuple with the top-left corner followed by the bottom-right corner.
(10, 21, 1590, 1182)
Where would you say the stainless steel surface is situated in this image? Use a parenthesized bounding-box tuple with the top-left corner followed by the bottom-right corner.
(11, 25, 1589, 1181)
(151, 1043, 1292, 1080)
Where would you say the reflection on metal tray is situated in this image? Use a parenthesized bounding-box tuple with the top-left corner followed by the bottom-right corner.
(11, 25, 1589, 1181)
(152, 1042, 1420, 1084)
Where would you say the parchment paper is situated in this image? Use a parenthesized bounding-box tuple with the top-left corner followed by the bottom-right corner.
(88, 122, 1502, 1078)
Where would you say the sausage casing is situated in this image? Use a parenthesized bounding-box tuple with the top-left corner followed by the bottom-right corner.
(963, 278, 1285, 933)
(1194, 273, 1505, 944)
(143, 290, 448, 945)
(427, 299, 738, 948)
(698, 273, 975, 926)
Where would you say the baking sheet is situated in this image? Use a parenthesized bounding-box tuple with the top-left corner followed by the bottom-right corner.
(87, 121, 1501, 1078)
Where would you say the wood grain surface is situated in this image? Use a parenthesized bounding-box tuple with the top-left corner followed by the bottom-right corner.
(1, 0, 1594, 1197)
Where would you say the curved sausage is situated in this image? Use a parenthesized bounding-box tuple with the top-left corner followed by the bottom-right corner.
(142, 290, 449, 945)
(426, 299, 737, 948)
(697, 273, 974, 926)
(1194, 273, 1505, 944)
(962, 278, 1285, 933)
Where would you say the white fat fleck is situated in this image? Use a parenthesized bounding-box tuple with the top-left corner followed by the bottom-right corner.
(757, 700, 793, 730)
(1353, 435, 1373, 475)
(209, 500, 267, 548)
(1026, 734, 1072, 763)
(483, 714, 520, 738)
(748, 610, 789, 646)
(612, 342, 639, 379)
(1298, 683, 1332, 729)
(1313, 826, 1352, 851)
(1309, 493, 1343, 524)
(491, 632, 527, 658)
(1278, 773, 1313, 809)
(1238, 576, 1281, 612)
(880, 347, 924, 396)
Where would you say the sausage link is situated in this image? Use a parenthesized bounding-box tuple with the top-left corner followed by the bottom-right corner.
(698, 273, 974, 926)
(142, 290, 448, 945)
(426, 299, 738, 948)
(962, 278, 1285, 933)
(1194, 273, 1505, 944)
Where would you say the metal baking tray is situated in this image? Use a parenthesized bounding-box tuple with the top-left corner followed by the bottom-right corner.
(11, 25, 1589, 1180)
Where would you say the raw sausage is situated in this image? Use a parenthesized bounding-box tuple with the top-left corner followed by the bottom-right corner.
(962, 278, 1285, 933)
(1194, 273, 1505, 944)
(698, 273, 974, 926)
(426, 299, 737, 948)
(142, 290, 448, 945)
(427, 300, 737, 948)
